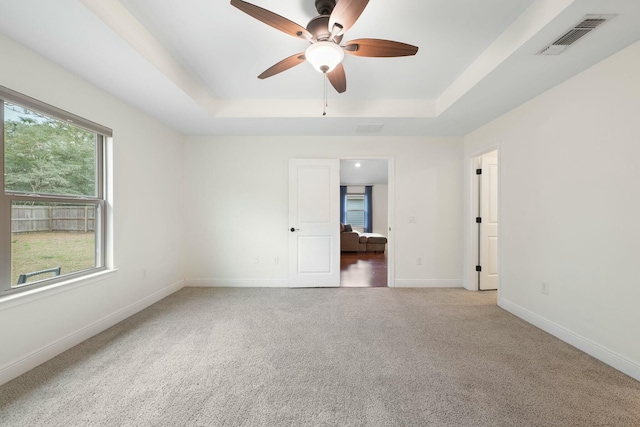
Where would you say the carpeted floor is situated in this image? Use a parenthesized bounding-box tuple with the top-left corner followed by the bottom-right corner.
(1, 287, 639, 426)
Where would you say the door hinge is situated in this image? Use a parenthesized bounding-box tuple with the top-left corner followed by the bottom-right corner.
(476, 217, 482, 223)
(476, 265, 482, 272)
(476, 168, 482, 175)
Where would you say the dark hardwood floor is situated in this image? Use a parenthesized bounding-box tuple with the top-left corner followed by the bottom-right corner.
(340, 252, 388, 287)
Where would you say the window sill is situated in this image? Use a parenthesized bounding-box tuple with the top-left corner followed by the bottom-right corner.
(0, 269, 118, 312)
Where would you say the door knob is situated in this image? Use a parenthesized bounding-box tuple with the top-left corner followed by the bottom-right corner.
(290, 227, 299, 232)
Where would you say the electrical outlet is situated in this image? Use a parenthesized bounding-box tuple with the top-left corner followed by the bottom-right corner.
(253, 256, 260, 264)
(409, 215, 416, 223)
(141, 269, 147, 280)
(541, 282, 549, 295)
(417, 256, 423, 265)
(274, 256, 279, 265)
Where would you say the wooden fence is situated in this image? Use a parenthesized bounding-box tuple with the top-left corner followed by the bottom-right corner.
(11, 205, 95, 233)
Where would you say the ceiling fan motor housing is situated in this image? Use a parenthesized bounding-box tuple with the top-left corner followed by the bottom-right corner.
(315, 0, 336, 16)
(307, 15, 343, 43)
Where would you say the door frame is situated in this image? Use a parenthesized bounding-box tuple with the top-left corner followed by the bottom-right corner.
(466, 146, 501, 294)
(339, 156, 395, 287)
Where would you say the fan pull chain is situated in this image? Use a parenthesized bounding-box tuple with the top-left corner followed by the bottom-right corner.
(323, 74, 327, 116)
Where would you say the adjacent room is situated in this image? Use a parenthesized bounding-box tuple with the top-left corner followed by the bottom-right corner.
(340, 159, 389, 287)
(1, 0, 639, 425)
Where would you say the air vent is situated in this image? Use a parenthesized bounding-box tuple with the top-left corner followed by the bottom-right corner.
(356, 124, 384, 134)
(538, 14, 616, 55)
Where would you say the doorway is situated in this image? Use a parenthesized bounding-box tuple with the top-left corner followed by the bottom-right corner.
(473, 150, 499, 291)
(339, 158, 392, 287)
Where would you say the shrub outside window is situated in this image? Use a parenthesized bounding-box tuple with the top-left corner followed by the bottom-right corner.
(0, 86, 111, 294)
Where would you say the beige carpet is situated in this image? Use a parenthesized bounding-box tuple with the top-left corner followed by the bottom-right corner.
(1, 287, 639, 426)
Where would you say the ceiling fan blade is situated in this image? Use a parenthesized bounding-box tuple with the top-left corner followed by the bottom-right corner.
(328, 0, 369, 36)
(327, 63, 347, 93)
(344, 39, 419, 57)
(230, 0, 311, 40)
(258, 53, 306, 79)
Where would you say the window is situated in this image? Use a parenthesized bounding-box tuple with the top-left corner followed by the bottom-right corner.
(346, 194, 365, 231)
(1, 86, 111, 294)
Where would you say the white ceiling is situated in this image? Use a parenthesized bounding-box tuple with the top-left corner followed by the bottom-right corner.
(1, 0, 639, 136)
(340, 159, 388, 185)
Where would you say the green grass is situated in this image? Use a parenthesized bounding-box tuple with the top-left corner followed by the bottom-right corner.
(11, 232, 95, 286)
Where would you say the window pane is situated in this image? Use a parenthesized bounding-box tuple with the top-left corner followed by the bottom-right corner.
(346, 211, 365, 227)
(346, 195, 365, 227)
(11, 201, 98, 287)
(4, 102, 97, 197)
(347, 197, 364, 210)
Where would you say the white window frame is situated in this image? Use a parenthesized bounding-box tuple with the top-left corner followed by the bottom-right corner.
(0, 86, 111, 295)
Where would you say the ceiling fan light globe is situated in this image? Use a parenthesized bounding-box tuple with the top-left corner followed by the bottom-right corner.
(305, 41, 344, 73)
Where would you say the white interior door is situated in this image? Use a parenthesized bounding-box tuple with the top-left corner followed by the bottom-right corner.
(289, 159, 340, 287)
(480, 155, 498, 290)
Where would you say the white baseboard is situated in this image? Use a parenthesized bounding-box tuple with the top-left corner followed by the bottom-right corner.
(393, 279, 462, 288)
(499, 297, 640, 382)
(187, 279, 463, 288)
(185, 278, 289, 288)
(0, 279, 185, 386)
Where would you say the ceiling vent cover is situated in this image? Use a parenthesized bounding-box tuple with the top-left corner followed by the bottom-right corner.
(538, 14, 616, 55)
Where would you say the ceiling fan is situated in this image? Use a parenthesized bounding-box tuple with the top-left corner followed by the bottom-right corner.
(230, 0, 419, 94)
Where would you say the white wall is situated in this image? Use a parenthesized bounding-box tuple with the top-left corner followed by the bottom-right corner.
(372, 184, 388, 235)
(464, 40, 640, 380)
(183, 136, 463, 288)
(0, 34, 185, 384)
